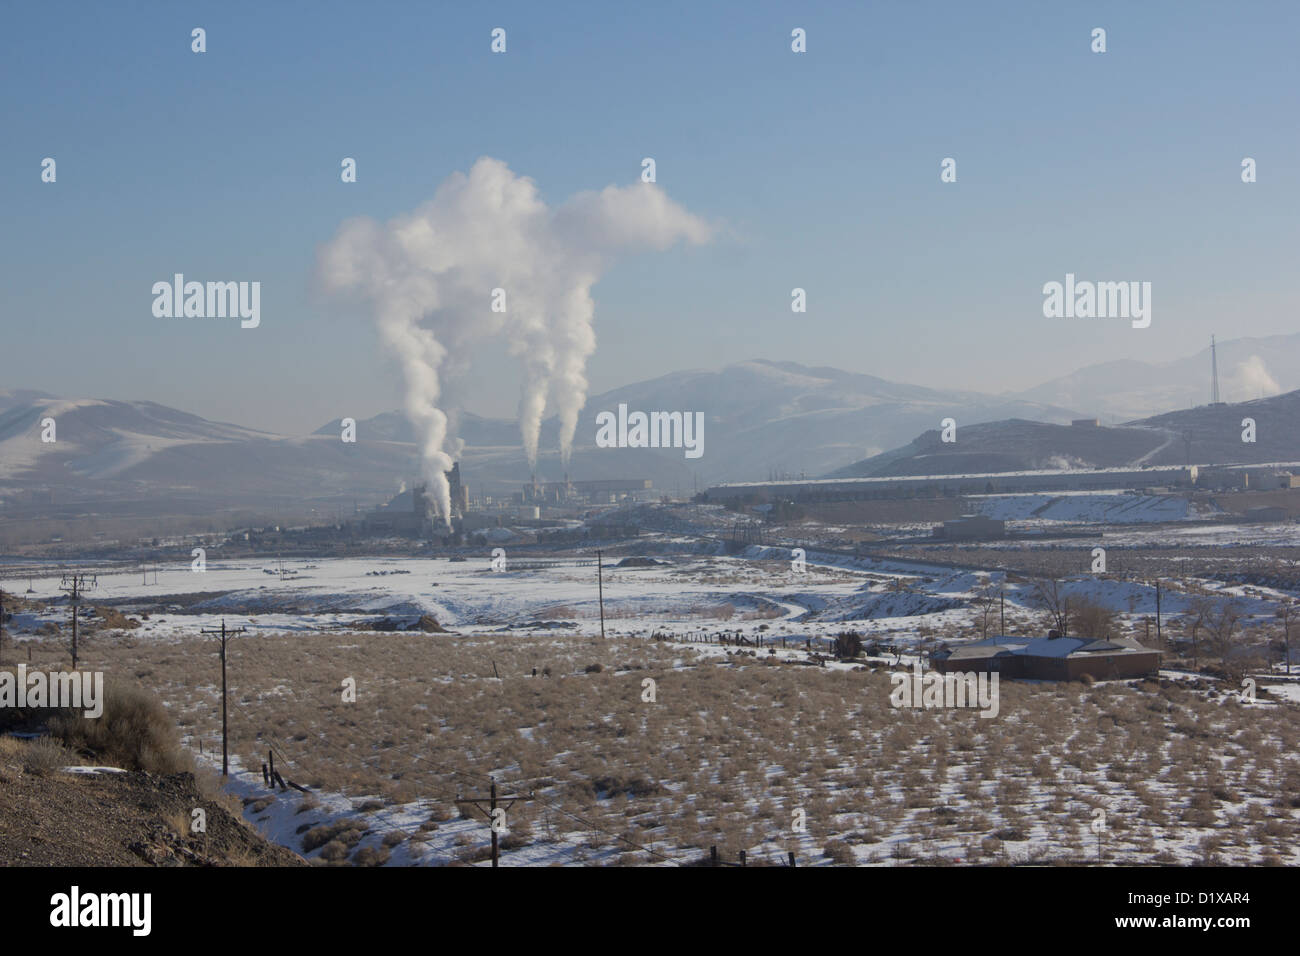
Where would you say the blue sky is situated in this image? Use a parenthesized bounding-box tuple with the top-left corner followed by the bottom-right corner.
(2, 0, 1298, 434)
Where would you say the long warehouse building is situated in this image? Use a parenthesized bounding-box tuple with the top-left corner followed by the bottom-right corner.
(702, 465, 1200, 504)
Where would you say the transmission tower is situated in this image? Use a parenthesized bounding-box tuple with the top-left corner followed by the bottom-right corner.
(1210, 335, 1222, 405)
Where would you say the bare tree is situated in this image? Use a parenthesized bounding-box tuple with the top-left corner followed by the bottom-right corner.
(971, 581, 999, 639)
(1031, 578, 1068, 635)
(1186, 596, 1214, 670)
(1071, 598, 1120, 640)
(1203, 598, 1244, 659)
(1277, 599, 1295, 675)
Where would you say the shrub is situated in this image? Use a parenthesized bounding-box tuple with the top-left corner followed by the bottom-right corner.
(319, 840, 349, 862)
(49, 681, 190, 774)
(834, 631, 863, 659)
(302, 820, 366, 853)
(353, 845, 391, 866)
(822, 840, 855, 865)
(22, 737, 72, 775)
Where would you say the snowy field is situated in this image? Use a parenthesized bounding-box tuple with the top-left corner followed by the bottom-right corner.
(4, 546, 1295, 649)
(1, 553, 979, 645)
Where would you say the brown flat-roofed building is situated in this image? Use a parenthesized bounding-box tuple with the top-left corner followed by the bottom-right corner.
(932, 632, 1161, 681)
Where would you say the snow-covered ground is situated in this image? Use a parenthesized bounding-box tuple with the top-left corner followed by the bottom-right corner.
(1, 553, 974, 644)
(4, 545, 1295, 649)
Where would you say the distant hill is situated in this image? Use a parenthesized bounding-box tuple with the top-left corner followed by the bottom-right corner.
(1008, 334, 1300, 421)
(9, 340, 1293, 521)
(0, 388, 56, 412)
(325, 359, 1083, 490)
(314, 410, 524, 448)
(0, 397, 419, 514)
(832, 389, 1300, 477)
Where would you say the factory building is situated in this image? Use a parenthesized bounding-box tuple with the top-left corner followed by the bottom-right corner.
(521, 476, 652, 505)
(935, 515, 1005, 541)
(1243, 505, 1288, 522)
(1199, 463, 1300, 491)
(356, 463, 469, 538)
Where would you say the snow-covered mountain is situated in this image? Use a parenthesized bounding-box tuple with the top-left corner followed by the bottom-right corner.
(330, 360, 1083, 489)
(0, 398, 275, 481)
(7, 333, 1294, 517)
(0, 398, 418, 512)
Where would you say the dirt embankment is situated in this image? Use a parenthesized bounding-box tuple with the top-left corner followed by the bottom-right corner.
(0, 757, 305, 867)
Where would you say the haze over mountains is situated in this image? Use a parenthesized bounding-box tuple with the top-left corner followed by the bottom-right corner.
(1007, 335, 1296, 422)
(2, 334, 1297, 517)
(833, 389, 1300, 479)
(319, 360, 1083, 490)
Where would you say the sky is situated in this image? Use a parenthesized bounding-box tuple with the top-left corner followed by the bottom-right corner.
(2, 0, 1298, 436)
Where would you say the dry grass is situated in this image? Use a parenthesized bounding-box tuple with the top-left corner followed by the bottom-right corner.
(18, 627, 1300, 866)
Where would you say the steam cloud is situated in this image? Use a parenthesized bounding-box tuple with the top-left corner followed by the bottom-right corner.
(1225, 355, 1280, 401)
(317, 157, 711, 524)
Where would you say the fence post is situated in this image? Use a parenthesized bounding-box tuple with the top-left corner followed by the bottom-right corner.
(788, 851, 796, 867)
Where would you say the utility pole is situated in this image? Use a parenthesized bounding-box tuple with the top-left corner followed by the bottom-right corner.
(59, 572, 97, 669)
(596, 549, 606, 639)
(0, 589, 6, 666)
(455, 778, 530, 867)
(1155, 581, 1162, 648)
(1000, 589, 1005, 637)
(201, 617, 247, 777)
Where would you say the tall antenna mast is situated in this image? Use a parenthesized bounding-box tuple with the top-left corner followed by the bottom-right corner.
(1210, 335, 1221, 405)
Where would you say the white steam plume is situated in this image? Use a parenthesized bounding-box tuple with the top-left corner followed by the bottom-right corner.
(317, 158, 710, 521)
(1225, 355, 1280, 401)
